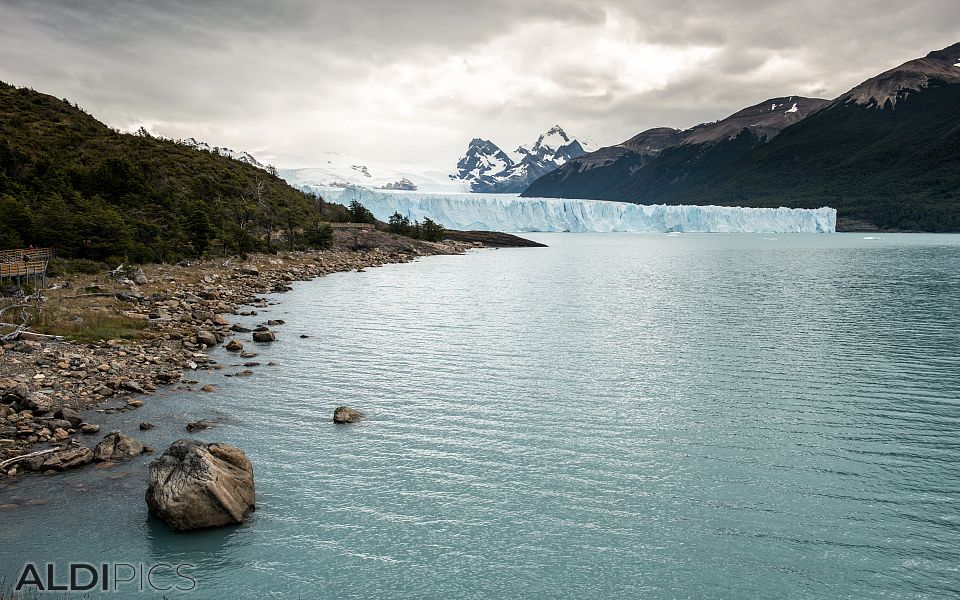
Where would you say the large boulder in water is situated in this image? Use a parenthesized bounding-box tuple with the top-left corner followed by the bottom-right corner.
(252, 331, 276, 343)
(145, 439, 255, 531)
(93, 431, 145, 461)
(333, 406, 364, 424)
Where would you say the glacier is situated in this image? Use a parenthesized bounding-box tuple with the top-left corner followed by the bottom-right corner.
(318, 187, 837, 233)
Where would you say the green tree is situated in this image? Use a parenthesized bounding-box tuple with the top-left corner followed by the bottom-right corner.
(0, 194, 33, 247)
(304, 221, 333, 249)
(420, 217, 445, 242)
(348, 200, 375, 224)
(388, 212, 411, 235)
(185, 204, 213, 255)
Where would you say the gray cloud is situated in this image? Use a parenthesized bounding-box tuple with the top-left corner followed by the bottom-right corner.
(1, 0, 958, 168)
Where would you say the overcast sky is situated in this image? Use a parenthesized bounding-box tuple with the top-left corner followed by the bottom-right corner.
(1, 0, 959, 168)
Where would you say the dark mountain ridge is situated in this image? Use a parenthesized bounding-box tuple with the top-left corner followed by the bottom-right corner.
(523, 96, 827, 203)
(522, 43, 960, 231)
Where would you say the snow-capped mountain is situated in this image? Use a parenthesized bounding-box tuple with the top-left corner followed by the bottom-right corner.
(180, 137, 267, 170)
(454, 139, 514, 186)
(451, 125, 592, 193)
(279, 150, 469, 195)
(515, 125, 590, 166)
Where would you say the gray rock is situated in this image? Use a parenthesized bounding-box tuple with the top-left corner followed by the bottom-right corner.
(12, 340, 41, 353)
(21, 446, 94, 471)
(240, 265, 260, 276)
(0, 379, 30, 404)
(145, 439, 256, 531)
(196, 330, 218, 347)
(122, 380, 145, 394)
(80, 423, 101, 434)
(45, 418, 74, 431)
(115, 292, 143, 303)
(132, 269, 149, 285)
(94, 431, 145, 461)
(186, 419, 214, 433)
(230, 324, 252, 333)
(148, 308, 169, 320)
(57, 407, 83, 427)
(25, 393, 54, 413)
(333, 406, 364, 424)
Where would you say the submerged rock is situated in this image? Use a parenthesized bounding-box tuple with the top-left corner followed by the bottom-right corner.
(145, 439, 255, 531)
(333, 406, 364, 424)
(93, 431, 145, 461)
(186, 419, 214, 432)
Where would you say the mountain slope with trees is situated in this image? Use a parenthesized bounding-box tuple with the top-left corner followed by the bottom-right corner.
(522, 43, 960, 231)
(0, 82, 349, 262)
(670, 45, 960, 231)
(522, 97, 826, 202)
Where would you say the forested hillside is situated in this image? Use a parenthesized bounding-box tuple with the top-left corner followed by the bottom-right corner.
(0, 82, 348, 262)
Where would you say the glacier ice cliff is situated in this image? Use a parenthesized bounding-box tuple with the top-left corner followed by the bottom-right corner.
(318, 187, 837, 233)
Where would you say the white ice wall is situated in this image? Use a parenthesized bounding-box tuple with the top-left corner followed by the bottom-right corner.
(316, 187, 837, 233)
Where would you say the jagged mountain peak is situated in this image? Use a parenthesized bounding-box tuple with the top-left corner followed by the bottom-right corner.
(454, 138, 514, 183)
(516, 124, 587, 158)
(453, 126, 592, 193)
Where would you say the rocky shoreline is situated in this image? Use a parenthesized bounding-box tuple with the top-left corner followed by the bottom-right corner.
(0, 230, 488, 479)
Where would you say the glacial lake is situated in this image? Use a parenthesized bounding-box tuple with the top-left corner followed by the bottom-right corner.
(2, 232, 960, 599)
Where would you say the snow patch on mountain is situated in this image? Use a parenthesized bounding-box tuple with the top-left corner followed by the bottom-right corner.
(180, 137, 266, 170)
(280, 151, 469, 194)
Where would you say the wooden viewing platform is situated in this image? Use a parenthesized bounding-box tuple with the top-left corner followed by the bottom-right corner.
(0, 248, 55, 263)
(327, 222, 374, 230)
(0, 247, 54, 292)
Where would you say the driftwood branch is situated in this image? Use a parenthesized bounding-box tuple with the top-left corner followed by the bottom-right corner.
(61, 292, 116, 299)
(0, 447, 59, 470)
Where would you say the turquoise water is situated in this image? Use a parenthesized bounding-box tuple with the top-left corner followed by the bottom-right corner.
(2, 233, 960, 599)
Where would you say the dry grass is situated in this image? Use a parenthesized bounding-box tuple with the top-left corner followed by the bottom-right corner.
(27, 307, 147, 343)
